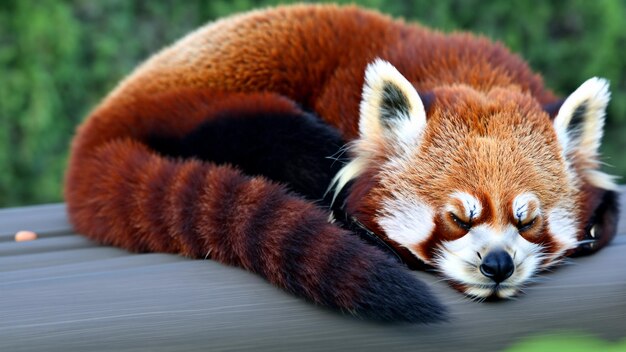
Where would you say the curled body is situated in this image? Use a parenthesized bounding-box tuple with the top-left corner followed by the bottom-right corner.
(65, 4, 619, 322)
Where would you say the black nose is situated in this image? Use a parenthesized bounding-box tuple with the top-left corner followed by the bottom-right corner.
(480, 250, 515, 283)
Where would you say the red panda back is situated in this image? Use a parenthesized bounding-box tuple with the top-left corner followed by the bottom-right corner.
(93, 4, 554, 141)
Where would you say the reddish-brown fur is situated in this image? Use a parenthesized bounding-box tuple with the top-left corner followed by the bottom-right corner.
(91, 5, 554, 139)
(65, 4, 613, 320)
(67, 5, 553, 259)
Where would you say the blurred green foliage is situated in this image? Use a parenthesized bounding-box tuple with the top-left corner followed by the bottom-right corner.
(506, 333, 626, 352)
(1, 0, 625, 207)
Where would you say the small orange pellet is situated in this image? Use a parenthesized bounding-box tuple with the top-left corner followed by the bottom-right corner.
(15, 230, 38, 242)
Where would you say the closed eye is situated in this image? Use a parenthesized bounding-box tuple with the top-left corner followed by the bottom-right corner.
(450, 212, 472, 231)
(517, 217, 536, 232)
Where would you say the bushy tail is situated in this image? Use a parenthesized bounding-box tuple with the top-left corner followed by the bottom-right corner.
(65, 89, 447, 323)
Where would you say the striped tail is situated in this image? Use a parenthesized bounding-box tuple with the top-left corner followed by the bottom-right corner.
(65, 89, 447, 323)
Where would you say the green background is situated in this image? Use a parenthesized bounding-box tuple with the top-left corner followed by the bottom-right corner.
(1, 0, 625, 207)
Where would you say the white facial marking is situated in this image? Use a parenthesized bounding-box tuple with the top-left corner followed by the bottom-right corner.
(447, 192, 482, 220)
(435, 224, 543, 299)
(378, 196, 434, 258)
(547, 207, 578, 254)
(512, 193, 541, 222)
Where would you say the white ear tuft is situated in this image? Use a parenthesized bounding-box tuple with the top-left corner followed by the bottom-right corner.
(359, 59, 427, 148)
(553, 77, 610, 156)
(585, 169, 619, 191)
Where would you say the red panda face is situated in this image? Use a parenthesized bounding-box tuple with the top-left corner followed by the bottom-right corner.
(332, 60, 615, 299)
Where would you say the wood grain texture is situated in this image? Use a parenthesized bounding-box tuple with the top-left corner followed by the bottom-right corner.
(0, 203, 71, 241)
(0, 187, 624, 351)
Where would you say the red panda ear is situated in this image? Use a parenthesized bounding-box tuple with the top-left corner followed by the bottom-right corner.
(553, 77, 617, 190)
(359, 59, 427, 150)
(326, 60, 427, 203)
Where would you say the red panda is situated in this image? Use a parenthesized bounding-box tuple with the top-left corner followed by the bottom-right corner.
(65, 4, 620, 322)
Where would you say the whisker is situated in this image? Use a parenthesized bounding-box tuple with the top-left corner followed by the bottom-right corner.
(325, 143, 352, 167)
(576, 239, 597, 246)
(506, 294, 521, 301)
(476, 295, 488, 304)
(430, 277, 453, 284)
(438, 247, 479, 268)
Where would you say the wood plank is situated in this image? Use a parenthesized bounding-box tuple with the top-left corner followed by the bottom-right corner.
(0, 203, 71, 241)
(0, 186, 624, 351)
(0, 242, 624, 352)
(0, 253, 185, 283)
(0, 246, 131, 273)
(0, 235, 95, 257)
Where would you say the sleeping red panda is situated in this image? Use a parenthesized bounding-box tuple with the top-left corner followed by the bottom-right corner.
(65, 4, 620, 323)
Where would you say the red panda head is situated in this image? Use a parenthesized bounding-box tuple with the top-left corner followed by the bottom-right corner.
(332, 59, 616, 299)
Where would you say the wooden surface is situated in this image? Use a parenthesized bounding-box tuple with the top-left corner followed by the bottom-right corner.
(0, 189, 625, 352)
